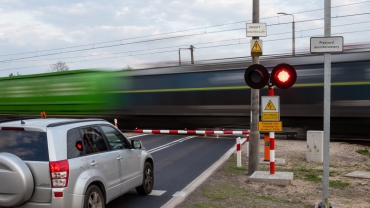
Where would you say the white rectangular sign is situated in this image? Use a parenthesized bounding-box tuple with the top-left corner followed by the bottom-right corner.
(246, 23, 267, 37)
(310, 36, 343, 53)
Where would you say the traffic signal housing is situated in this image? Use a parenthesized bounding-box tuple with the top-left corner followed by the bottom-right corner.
(270, 63, 297, 89)
(244, 64, 270, 89)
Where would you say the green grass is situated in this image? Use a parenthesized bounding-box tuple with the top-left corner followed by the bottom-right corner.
(356, 149, 370, 156)
(329, 171, 340, 177)
(305, 173, 322, 183)
(192, 203, 223, 208)
(224, 155, 248, 176)
(276, 164, 323, 182)
(201, 182, 304, 205)
(330, 180, 350, 188)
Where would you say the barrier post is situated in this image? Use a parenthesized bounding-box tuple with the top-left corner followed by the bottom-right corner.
(236, 137, 241, 167)
(114, 119, 118, 128)
(268, 83, 275, 174)
(270, 132, 275, 174)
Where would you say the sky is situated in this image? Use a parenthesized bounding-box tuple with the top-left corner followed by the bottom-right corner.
(0, 0, 369, 77)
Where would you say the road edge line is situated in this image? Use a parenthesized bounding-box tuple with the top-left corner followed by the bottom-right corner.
(161, 138, 246, 208)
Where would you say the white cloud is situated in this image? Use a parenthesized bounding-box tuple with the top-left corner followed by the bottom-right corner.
(0, 0, 369, 77)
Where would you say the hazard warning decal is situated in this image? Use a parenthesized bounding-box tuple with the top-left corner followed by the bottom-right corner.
(252, 41, 262, 51)
(261, 96, 280, 121)
(264, 100, 276, 110)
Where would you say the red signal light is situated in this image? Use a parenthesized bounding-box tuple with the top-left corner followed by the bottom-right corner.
(271, 63, 297, 89)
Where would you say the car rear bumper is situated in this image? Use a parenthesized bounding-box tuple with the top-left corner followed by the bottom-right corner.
(16, 192, 84, 208)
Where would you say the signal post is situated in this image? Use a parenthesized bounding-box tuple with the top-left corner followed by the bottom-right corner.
(244, 60, 296, 184)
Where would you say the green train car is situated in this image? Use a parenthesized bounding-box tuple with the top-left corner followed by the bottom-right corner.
(0, 69, 119, 117)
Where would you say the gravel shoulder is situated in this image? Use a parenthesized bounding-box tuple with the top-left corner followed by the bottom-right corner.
(176, 137, 370, 208)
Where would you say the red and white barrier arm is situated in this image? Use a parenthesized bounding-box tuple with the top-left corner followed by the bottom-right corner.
(134, 129, 250, 135)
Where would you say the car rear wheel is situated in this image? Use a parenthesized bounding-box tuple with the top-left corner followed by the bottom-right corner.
(136, 162, 154, 195)
(84, 185, 105, 208)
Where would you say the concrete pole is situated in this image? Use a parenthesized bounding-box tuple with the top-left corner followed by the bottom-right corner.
(248, 0, 260, 175)
(322, 0, 331, 207)
(190, 45, 194, 64)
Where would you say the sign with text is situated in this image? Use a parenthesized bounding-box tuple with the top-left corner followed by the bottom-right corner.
(310, 36, 343, 53)
(261, 96, 280, 121)
(246, 23, 267, 37)
(258, 121, 283, 132)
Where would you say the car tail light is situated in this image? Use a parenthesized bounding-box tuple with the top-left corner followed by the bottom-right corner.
(1, 127, 24, 131)
(49, 160, 69, 188)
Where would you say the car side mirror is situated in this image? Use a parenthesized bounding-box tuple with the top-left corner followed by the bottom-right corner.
(131, 140, 142, 149)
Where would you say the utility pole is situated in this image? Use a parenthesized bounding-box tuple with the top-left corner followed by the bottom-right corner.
(321, 0, 331, 207)
(248, 0, 260, 175)
(190, 45, 195, 64)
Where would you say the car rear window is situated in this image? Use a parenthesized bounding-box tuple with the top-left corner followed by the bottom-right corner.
(0, 130, 49, 161)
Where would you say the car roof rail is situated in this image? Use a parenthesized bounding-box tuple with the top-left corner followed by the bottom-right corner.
(47, 119, 105, 127)
(0, 117, 37, 124)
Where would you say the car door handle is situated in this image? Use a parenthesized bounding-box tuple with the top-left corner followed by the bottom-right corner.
(91, 161, 98, 166)
(117, 156, 122, 160)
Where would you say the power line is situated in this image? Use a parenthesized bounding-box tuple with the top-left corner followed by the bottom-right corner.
(3, 29, 370, 72)
(3, 18, 370, 64)
(1, 0, 370, 58)
(1, 12, 370, 64)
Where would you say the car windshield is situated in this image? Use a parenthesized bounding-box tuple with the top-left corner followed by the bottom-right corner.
(0, 130, 49, 161)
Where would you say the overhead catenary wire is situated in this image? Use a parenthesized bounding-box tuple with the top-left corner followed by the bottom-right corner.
(2, 19, 370, 64)
(0, 0, 369, 58)
(2, 29, 370, 72)
(1, 12, 370, 64)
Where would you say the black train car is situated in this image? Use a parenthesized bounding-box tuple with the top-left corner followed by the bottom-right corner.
(112, 50, 370, 136)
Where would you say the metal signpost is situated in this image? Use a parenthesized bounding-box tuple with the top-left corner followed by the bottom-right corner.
(310, 1, 343, 207)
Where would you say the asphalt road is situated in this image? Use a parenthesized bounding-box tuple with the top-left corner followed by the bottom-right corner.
(107, 134, 236, 208)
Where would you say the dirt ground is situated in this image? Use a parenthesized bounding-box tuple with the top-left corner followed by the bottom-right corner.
(176, 138, 370, 208)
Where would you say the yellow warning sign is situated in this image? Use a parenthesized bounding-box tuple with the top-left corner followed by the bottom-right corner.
(258, 121, 282, 132)
(264, 100, 276, 110)
(252, 41, 262, 51)
(262, 112, 279, 121)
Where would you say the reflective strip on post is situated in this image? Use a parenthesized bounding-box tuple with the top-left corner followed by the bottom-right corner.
(114, 119, 118, 127)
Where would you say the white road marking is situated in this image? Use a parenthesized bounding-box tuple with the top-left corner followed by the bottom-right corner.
(161, 138, 246, 208)
(149, 190, 167, 196)
(148, 136, 196, 154)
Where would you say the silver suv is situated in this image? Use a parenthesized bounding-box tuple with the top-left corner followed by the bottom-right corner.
(0, 118, 154, 208)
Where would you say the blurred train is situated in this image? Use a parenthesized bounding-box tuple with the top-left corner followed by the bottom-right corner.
(1, 49, 370, 136)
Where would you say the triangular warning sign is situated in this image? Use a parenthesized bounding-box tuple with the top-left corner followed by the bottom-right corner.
(252, 41, 261, 51)
(265, 100, 276, 110)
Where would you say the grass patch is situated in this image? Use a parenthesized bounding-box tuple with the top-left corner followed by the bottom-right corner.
(329, 171, 340, 177)
(330, 180, 350, 188)
(356, 149, 370, 156)
(192, 203, 223, 208)
(202, 182, 304, 205)
(202, 183, 242, 200)
(224, 155, 248, 176)
(305, 173, 322, 183)
(276, 164, 322, 182)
